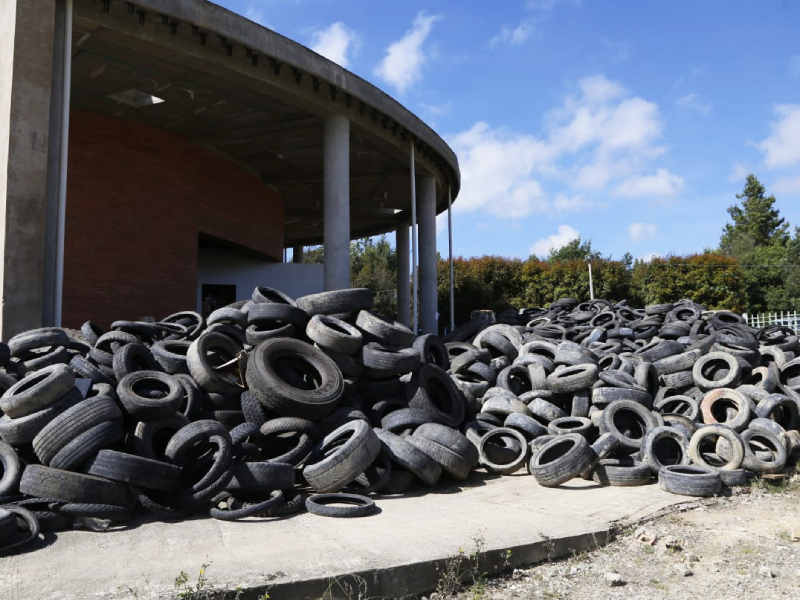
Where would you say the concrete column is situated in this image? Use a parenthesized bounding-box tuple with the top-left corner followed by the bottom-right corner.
(292, 245, 304, 264)
(323, 115, 350, 290)
(395, 225, 410, 326)
(418, 176, 437, 334)
(0, 0, 58, 337)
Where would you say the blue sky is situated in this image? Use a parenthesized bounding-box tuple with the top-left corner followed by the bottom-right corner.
(217, 0, 800, 261)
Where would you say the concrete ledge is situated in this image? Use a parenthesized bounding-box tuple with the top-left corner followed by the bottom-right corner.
(0, 474, 687, 600)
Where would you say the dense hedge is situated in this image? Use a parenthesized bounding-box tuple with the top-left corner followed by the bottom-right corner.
(437, 253, 746, 329)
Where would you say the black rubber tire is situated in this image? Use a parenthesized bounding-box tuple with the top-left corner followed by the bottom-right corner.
(528, 398, 568, 424)
(719, 468, 747, 486)
(0, 364, 74, 418)
(356, 311, 415, 347)
(688, 424, 744, 470)
(48, 420, 124, 471)
(504, 412, 548, 441)
(160, 311, 204, 341)
(81, 321, 105, 346)
(19, 465, 131, 506)
(414, 423, 479, 467)
(699, 388, 751, 431)
(479, 427, 529, 475)
(164, 420, 232, 493)
(305, 492, 377, 518)
(32, 396, 122, 465)
(579, 432, 620, 479)
(381, 407, 436, 433)
(306, 314, 364, 355)
(591, 386, 653, 408)
(117, 371, 182, 420)
(659, 464, 722, 497)
(302, 420, 380, 492)
(129, 413, 190, 461)
(755, 394, 799, 430)
(692, 352, 742, 391)
(0, 441, 22, 496)
(361, 343, 421, 377)
(187, 333, 243, 395)
(0, 505, 40, 555)
(210, 489, 285, 521)
(406, 434, 471, 479)
(259, 416, 319, 439)
(374, 428, 441, 485)
(547, 416, 595, 440)
(8, 328, 69, 357)
(252, 285, 297, 306)
(0, 387, 81, 446)
(592, 458, 652, 486)
(739, 428, 787, 474)
(112, 343, 160, 382)
(150, 340, 192, 375)
(641, 426, 689, 474)
(413, 334, 449, 370)
(85, 449, 182, 492)
(654, 394, 700, 421)
(599, 399, 658, 452)
(346, 452, 392, 495)
(528, 433, 595, 487)
(246, 338, 344, 420)
(406, 364, 465, 428)
(241, 390, 268, 427)
(296, 289, 374, 316)
(207, 306, 247, 328)
(225, 461, 295, 492)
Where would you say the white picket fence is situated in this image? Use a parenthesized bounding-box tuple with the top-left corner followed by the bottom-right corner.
(744, 310, 800, 331)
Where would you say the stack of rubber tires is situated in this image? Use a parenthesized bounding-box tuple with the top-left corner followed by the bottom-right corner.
(0, 292, 799, 555)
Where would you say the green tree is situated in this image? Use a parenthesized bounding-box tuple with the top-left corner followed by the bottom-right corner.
(545, 237, 602, 262)
(720, 175, 789, 253)
(719, 175, 792, 312)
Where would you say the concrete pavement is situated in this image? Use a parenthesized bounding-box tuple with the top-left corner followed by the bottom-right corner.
(0, 472, 689, 599)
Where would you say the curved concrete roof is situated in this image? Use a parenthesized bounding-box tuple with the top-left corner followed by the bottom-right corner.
(71, 0, 460, 246)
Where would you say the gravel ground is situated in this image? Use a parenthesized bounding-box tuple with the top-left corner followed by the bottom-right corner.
(431, 475, 800, 600)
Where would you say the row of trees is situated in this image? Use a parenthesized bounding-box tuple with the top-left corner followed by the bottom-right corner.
(299, 175, 795, 329)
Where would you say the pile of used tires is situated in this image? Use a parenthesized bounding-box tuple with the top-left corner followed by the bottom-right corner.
(1, 292, 799, 555)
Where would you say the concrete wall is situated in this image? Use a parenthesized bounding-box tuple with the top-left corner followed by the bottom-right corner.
(197, 245, 323, 310)
(0, 0, 58, 338)
(63, 110, 284, 327)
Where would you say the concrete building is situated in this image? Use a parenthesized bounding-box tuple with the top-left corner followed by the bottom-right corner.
(0, 0, 460, 338)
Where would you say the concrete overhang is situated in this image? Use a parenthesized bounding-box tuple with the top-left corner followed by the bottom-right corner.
(69, 0, 460, 246)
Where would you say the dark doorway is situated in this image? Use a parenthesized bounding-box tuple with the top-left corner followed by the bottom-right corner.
(201, 284, 236, 317)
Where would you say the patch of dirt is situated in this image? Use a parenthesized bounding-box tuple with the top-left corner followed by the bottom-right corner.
(441, 481, 800, 600)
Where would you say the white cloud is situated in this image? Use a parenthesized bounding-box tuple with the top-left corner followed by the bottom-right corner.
(490, 21, 535, 47)
(310, 22, 360, 68)
(773, 175, 800, 195)
(613, 168, 683, 198)
(789, 55, 800, 78)
(374, 12, 439, 94)
(245, 6, 272, 28)
(449, 75, 680, 218)
(627, 222, 657, 243)
(728, 162, 748, 183)
(676, 93, 711, 115)
(530, 225, 580, 257)
(756, 104, 800, 169)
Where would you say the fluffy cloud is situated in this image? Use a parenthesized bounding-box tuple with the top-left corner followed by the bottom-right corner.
(756, 104, 800, 169)
(773, 175, 800, 195)
(613, 168, 684, 198)
(530, 225, 580, 257)
(728, 162, 748, 183)
(490, 21, 534, 47)
(676, 93, 711, 115)
(627, 222, 657, 243)
(374, 12, 439, 94)
(310, 22, 360, 68)
(449, 75, 681, 219)
(639, 252, 662, 263)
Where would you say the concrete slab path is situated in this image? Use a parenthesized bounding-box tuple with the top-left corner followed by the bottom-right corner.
(0, 473, 689, 599)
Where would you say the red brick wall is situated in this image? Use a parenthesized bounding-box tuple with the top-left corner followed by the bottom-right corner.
(63, 110, 284, 328)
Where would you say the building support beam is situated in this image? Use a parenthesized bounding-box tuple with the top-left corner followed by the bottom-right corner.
(418, 176, 437, 335)
(323, 115, 349, 290)
(292, 245, 304, 263)
(395, 224, 409, 326)
(0, 0, 58, 338)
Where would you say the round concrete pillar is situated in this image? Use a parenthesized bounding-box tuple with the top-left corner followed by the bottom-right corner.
(323, 115, 350, 290)
(292, 245, 304, 263)
(418, 176, 437, 334)
(395, 224, 410, 326)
